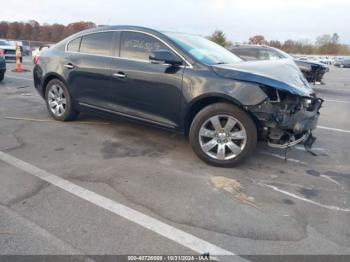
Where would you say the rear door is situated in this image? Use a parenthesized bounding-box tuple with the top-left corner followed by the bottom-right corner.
(64, 31, 114, 108)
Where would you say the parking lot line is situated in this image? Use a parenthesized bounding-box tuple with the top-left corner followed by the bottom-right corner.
(318, 126, 350, 134)
(260, 183, 350, 212)
(324, 99, 350, 104)
(0, 150, 237, 257)
(259, 151, 306, 164)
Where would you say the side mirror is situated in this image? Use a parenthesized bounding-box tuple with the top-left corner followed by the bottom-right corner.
(149, 49, 183, 66)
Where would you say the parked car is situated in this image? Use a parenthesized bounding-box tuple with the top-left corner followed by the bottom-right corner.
(33, 26, 322, 167)
(0, 39, 16, 61)
(334, 59, 350, 68)
(21, 40, 31, 56)
(295, 57, 329, 83)
(317, 56, 333, 65)
(0, 49, 6, 81)
(230, 45, 328, 84)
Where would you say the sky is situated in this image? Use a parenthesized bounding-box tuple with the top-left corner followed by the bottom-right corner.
(1, 0, 350, 44)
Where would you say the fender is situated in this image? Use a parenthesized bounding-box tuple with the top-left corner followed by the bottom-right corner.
(182, 86, 267, 134)
(186, 82, 268, 111)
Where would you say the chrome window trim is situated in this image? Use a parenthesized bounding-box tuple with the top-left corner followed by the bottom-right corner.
(64, 29, 193, 68)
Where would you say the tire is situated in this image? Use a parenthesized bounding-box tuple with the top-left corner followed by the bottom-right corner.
(45, 79, 79, 121)
(0, 72, 4, 82)
(189, 103, 257, 167)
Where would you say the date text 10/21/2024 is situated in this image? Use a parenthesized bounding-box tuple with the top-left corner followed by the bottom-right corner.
(127, 255, 216, 261)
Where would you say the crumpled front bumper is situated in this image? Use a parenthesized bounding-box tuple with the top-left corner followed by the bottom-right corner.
(250, 96, 323, 149)
(277, 97, 322, 134)
(270, 97, 323, 148)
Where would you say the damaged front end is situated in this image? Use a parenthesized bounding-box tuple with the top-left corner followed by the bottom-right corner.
(248, 85, 323, 149)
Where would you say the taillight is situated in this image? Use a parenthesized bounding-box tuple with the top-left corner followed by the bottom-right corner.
(0, 49, 4, 57)
(33, 56, 39, 65)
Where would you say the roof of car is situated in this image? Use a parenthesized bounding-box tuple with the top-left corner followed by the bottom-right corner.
(67, 25, 163, 40)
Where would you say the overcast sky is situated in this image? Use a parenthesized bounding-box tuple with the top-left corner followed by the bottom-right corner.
(1, 0, 350, 44)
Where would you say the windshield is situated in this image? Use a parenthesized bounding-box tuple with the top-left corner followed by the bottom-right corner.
(164, 32, 242, 65)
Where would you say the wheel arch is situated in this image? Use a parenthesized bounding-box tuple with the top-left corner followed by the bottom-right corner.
(42, 73, 69, 98)
(184, 93, 259, 136)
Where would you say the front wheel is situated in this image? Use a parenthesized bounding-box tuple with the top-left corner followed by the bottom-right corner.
(0, 72, 4, 82)
(45, 79, 79, 121)
(189, 103, 257, 167)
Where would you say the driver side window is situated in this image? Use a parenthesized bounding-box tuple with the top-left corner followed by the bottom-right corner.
(120, 31, 171, 61)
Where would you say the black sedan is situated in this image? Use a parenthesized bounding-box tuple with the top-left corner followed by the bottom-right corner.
(33, 26, 322, 167)
(230, 45, 328, 84)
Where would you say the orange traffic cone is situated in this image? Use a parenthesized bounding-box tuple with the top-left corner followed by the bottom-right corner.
(16, 59, 22, 72)
(15, 45, 22, 72)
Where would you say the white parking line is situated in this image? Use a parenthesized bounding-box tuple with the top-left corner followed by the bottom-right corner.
(260, 183, 350, 212)
(294, 146, 325, 152)
(6, 75, 33, 81)
(259, 151, 306, 164)
(324, 99, 350, 104)
(0, 151, 237, 257)
(318, 126, 350, 134)
(314, 87, 350, 92)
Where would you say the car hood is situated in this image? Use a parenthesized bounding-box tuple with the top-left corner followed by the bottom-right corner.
(212, 59, 314, 97)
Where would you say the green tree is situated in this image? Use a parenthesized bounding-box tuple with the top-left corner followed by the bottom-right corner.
(208, 30, 230, 47)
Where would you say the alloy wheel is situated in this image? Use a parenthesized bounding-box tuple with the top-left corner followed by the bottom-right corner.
(47, 84, 67, 116)
(198, 115, 247, 160)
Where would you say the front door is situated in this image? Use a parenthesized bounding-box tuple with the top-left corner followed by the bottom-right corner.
(108, 31, 185, 128)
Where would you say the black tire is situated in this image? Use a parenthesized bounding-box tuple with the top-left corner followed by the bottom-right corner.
(45, 79, 79, 121)
(0, 72, 4, 82)
(189, 103, 257, 167)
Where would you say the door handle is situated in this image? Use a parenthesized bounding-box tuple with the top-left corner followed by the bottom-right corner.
(113, 72, 127, 79)
(64, 63, 75, 69)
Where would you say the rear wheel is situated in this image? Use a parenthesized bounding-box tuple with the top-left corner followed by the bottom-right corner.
(189, 103, 257, 167)
(45, 79, 79, 121)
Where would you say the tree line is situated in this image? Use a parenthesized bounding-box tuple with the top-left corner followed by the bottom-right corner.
(209, 31, 350, 55)
(0, 20, 96, 43)
(1, 21, 349, 55)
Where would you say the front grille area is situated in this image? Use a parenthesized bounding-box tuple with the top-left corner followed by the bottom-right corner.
(4, 50, 15, 55)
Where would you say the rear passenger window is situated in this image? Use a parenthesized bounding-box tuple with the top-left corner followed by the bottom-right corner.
(67, 37, 81, 52)
(120, 31, 169, 61)
(80, 32, 113, 56)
